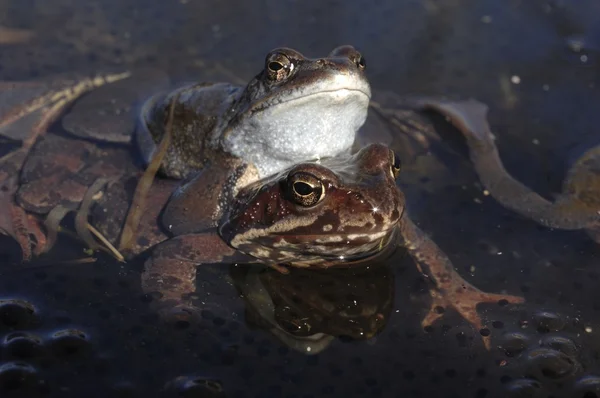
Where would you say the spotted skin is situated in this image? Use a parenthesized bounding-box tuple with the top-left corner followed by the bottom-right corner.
(143, 143, 523, 348)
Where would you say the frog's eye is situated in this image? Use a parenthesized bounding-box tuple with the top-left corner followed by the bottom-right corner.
(287, 172, 325, 207)
(266, 52, 293, 81)
(356, 54, 366, 70)
(389, 150, 401, 179)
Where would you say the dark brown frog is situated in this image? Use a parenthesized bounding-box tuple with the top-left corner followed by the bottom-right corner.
(86, 143, 523, 349)
(0, 45, 374, 257)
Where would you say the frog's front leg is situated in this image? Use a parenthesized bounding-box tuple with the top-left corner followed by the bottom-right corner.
(398, 216, 524, 349)
(142, 233, 254, 323)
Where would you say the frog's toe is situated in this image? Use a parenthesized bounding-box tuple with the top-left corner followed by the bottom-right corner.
(422, 286, 524, 350)
(27, 214, 47, 257)
(420, 291, 448, 329)
(2, 202, 47, 262)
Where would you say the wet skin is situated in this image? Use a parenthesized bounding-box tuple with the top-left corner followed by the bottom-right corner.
(136, 45, 371, 179)
(1, 47, 454, 262)
(0, 45, 372, 257)
(87, 143, 522, 349)
(418, 100, 600, 243)
(0, 56, 528, 348)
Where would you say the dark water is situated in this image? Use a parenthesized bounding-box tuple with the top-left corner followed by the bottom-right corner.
(1, 1, 600, 397)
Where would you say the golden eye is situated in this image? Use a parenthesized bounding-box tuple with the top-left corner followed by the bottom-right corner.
(265, 52, 293, 81)
(389, 150, 401, 179)
(287, 172, 325, 207)
(268, 61, 284, 71)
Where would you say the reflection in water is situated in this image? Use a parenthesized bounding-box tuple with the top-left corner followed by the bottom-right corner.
(232, 264, 393, 355)
(1, 0, 600, 396)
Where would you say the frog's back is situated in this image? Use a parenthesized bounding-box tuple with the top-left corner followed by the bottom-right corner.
(135, 81, 240, 180)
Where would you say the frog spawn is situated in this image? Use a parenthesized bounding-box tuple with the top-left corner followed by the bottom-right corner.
(0, 68, 529, 352)
(3, 74, 598, 396)
(0, 299, 95, 396)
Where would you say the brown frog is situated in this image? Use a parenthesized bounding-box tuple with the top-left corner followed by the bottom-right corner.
(132, 45, 370, 179)
(86, 143, 522, 349)
(49, 46, 373, 182)
(417, 100, 600, 243)
(1, 45, 372, 257)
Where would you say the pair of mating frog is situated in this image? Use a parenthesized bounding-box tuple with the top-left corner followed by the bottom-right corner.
(2, 45, 598, 349)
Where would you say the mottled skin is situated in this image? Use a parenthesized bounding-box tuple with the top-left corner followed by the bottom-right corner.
(137, 45, 371, 179)
(419, 100, 600, 243)
(0, 58, 529, 348)
(1, 45, 372, 258)
(118, 144, 523, 349)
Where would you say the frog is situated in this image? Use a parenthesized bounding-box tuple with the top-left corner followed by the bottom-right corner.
(2, 44, 460, 262)
(415, 99, 600, 243)
(0, 45, 371, 258)
(0, 45, 374, 259)
(63, 45, 372, 180)
(85, 143, 523, 349)
(0, 55, 523, 347)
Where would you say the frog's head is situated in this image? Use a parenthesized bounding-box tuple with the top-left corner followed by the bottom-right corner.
(219, 144, 404, 268)
(222, 45, 372, 177)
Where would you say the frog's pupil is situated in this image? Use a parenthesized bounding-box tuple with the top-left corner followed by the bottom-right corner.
(358, 56, 366, 68)
(269, 61, 283, 71)
(294, 181, 313, 196)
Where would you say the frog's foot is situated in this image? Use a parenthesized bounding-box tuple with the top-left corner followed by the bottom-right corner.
(142, 249, 200, 325)
(0, 170, 47, 261)
(141, 234, 248, 324)
(420, 284, 524, 350)
(417, 98, 495, 145)
(5, 203, 47, 261)
(400, 216, 524, 350)
(368, 97, 442, 154)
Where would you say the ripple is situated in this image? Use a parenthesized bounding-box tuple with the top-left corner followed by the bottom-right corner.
(164, 375, 225, 397)
(505, 378, 543, 398)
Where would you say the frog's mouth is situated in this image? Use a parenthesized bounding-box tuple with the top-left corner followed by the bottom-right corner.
(255, 88, 371, 112)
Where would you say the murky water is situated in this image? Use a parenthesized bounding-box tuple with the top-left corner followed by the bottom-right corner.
(1, 1, 600, 397)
